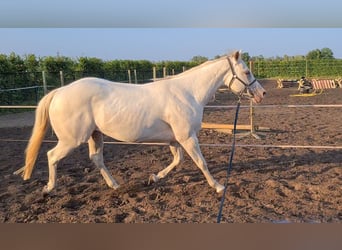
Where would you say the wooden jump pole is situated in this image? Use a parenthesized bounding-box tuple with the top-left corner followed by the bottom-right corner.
(201, 122, 252, 130)
(201, 122, 269, 131)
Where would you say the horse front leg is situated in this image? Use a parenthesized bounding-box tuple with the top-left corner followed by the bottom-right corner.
(178, 134, 224, 193)
(149, 142, 183, 184)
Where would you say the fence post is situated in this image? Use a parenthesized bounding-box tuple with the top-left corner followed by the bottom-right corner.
(60, 71, 65, 86)
(134, 69, 138, 84)
(42, 71, 47, 95)
(127, 70, 131, 83)
(163, 67, 167, 78)
(257, 59, 260, 77)
(249, 99, 261, 139)
(182, 66, 186, 72)
(250, 99, 255, 133)
(153, 67, 157, 81)
(249, 61, 254, 74)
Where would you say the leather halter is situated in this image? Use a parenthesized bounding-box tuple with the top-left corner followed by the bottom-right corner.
(226, 56, 257, 98)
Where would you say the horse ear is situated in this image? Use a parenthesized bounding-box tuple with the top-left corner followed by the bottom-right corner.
(233, 50, 240, 61)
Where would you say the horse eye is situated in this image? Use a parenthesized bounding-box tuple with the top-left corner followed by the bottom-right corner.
(245, 70, 250, 75)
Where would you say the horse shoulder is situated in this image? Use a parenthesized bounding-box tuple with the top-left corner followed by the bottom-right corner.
(159, 82, 203, 138)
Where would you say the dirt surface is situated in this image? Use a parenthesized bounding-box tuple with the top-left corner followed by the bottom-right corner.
(0, 111, 35, 128)
(0, 80, 341, 223)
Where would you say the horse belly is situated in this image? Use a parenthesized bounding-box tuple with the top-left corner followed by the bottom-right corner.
(98, 118, 175, 143)
(135, 123, 176, 143)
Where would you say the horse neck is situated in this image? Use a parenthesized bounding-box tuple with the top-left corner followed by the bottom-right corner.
(177, 58, 230, 106)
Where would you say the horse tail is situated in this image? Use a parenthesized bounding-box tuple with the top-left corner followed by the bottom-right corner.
(14, 89, 58, 180)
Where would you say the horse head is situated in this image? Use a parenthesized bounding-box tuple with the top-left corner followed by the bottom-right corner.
(224, 51, 266, 103)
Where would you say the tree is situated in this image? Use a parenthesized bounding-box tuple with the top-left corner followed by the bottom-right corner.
(0, 54, 11, 73)
(241, 52, 250, 63)
(8, 52, 26, 72)
(24, 54, 40, 72)
(76, 57, 104, 76)
(306, 48, 334, 60)
(42, 56, 75, 72)
(191, 55, 208, 64)
(320, 47, 334, 59)
(251, 55, 265, 61)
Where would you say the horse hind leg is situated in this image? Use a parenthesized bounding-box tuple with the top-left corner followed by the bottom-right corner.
(88, 131, 119, 190)
(44, 141, 76, 193)
(149, 143, 183, 184)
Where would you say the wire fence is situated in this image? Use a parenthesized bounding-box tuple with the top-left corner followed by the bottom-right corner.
(0, 68, 184, 107)
(2, 59, 342, 107)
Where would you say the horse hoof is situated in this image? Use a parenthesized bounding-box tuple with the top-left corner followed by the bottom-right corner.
(216, 184, 225, 193)
(42, 185, 52, 194)
(148, 174, 159, 185)
(110, 183, 120, 190)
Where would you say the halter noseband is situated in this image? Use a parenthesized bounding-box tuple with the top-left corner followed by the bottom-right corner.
(227, 56, 257, 98)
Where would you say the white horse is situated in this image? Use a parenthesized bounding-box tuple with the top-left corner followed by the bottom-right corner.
(15, 51, 265, 193)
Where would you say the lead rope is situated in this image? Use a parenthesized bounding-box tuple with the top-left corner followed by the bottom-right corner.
(216, 98, 241, 223)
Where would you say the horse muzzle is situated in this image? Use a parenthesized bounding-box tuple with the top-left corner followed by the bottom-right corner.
(250, 87, 266, 104)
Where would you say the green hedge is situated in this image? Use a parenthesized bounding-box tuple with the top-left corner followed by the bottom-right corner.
(253, 59, 342, 79)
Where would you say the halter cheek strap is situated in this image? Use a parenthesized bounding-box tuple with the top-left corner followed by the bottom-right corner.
(227, 57, 257, 98)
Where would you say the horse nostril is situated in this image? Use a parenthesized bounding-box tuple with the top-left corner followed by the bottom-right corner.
(263, 92, 266, 96)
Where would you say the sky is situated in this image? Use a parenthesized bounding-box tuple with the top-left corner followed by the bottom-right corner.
(1, 28, 342, 61)
(1, 1, 342, 61)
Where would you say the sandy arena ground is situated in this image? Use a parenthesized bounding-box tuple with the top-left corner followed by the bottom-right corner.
(0, 80, 341, 223)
